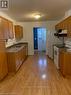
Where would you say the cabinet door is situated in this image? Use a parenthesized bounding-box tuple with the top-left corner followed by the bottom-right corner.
(67, 17, 71, 37)
(63, 53, 71, 75)
(15, 52, 20, 70)
(25, 45, 28, 57)
(59, 51, 64, 74)
(55, 24, 60, 30)
(1, 18, 9, 39)
(23, 45, 28, 59)
(8, 21, 14, 39)
(15, 26, 20, 40)
(0, 17, 14, 39)
(0, 40, 8, 80)
(0, 17, 4, 39)
(14, 25, 23, 40)
(20, 26, 23, 38)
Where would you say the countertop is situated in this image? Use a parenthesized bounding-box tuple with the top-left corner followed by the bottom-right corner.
(6, 42, 28, 52)
(54, 44, 71, 53)
(61, 49, 71, 54)
(53, 44, 71, 53)
(53, 44, 66, 48)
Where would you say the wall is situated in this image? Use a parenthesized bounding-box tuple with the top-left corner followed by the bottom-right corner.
(18, 21, 62, 57)
(0, 11, 16, 22)
(65, 9, 71, 18)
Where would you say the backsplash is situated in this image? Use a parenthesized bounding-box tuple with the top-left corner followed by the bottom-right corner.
(5, 39, 16, 48)
(65, 38, 71, 48)
(5, 38, 24, 48)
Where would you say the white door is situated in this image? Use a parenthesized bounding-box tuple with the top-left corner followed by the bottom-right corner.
(37, 28, 46, 51)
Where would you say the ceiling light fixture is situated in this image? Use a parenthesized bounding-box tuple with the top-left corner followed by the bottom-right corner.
(34, 14, 41, 19)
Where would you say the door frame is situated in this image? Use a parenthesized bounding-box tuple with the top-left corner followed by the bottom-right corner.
(33, 27, 47, 53)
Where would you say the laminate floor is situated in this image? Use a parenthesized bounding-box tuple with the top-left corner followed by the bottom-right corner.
(0, 53, 71, 95)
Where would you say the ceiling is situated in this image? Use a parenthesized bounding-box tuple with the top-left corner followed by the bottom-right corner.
(2, 0, 71, 21)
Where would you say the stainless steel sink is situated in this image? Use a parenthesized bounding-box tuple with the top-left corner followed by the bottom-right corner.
(15, 46, 21, 48)
(14, 44, 21, 47)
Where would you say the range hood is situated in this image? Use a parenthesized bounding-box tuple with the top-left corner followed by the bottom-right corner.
(54, 29, 67, 37)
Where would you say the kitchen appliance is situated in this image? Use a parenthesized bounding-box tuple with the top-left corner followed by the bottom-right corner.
(54, 29, 67, 37)
(54, 46, 60, 69)
(54, 29, 67, 48)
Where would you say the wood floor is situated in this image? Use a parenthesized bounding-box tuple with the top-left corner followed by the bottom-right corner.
(0, 53, 71, 95)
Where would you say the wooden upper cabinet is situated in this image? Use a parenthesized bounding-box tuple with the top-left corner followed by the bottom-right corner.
(0, 17, 4, 40)
(1, 17, 9, 39)
(0, 16, 14, 40)
(55, 20, 67, 30)
(66, 17, 71, 37)
(55, 16, 71, 37)
(14, 25, 23, 40)
(8, 21, 14, 39)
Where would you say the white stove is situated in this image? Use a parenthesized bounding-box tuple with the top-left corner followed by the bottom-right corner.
(54, 46, 59, 69)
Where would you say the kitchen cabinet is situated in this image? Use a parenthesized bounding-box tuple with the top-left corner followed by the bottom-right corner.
(1, 17, 9, 39)
(0, 40, 8, 80)
(55, 16, 71, 37)
(7, 44, 28, 72)
(0, 16, 14, 80)
(14, 25, 23, 40)
(66, 17, 71, 37)
(55, 22, 64, 30)
(0, 16, 14, 40)
(55, 20, 66, 30)
(8, 21, 14, 39)
(0, 17, 4, 39)
(59, 49, 71, 76)
(0, 17, 8, 80)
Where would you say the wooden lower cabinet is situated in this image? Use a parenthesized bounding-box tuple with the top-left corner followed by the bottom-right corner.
(7, 45, 28, 73)
(0, 53, 8, 80)
(0, 40, 8, 80)
(59, 50, 71, 76)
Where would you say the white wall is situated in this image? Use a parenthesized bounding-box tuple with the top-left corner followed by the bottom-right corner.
(0, 11, 16, 22)
(65, 9, 71, 18)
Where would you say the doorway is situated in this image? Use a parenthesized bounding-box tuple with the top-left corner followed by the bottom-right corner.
(33, 27, 46, 54)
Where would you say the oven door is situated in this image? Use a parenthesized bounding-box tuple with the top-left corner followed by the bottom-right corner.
(54, 46, 59, 69)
